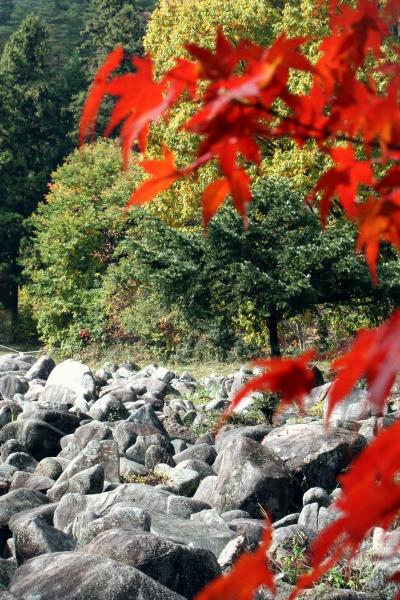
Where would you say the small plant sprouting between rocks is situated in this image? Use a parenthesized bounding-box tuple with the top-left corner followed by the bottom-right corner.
(120, 471, 169, 486)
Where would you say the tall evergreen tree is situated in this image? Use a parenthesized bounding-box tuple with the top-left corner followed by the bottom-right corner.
(0, 0, 94, 66)
(0, 1, 14, 25)
(0, 16, 60, 336)
(80, 0, 149, 75)
(69, 0, 154, 139)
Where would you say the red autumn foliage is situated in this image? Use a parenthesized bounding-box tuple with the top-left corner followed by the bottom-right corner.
(81, 0, 400, 597)
(127, 145, 180, 206)
(307, 146, 374, 226)
(326, 310, 400, 421)
(289, 420, 400, 598)
(218, 350, 316, 430)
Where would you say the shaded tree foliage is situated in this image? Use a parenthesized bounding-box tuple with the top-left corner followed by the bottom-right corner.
(0, 16, 61, 335)
(114, 178, 400, 356)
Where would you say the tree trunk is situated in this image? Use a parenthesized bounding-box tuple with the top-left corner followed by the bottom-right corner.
(10, 281, 18, 342)
(267, 304, 281, 357)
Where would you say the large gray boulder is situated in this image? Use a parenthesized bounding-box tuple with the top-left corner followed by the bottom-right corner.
(263, 421, 367, 490)
(83, 529, 220, 599)
(208, 437, 299, 519)
(25, 355, 55, 382)
(9, 552, 185, 599)
(0, 420, 64, 461)
(53, 484, 172, 532)
(77, 503, 151, 544)
(10, 472, 54, 493)
(13, 515, 75, 563)
(0, 489, 48, 527)
(173, 443, 217, 466)
(0, 376, 28, 400)
(61, 421, 112, 460)
(48, 465, 104, 501)
(214, 424, 272, 453)
(18, 407, 80, 435)
(37, 385, 76, 410)
(150, 511, 237, 557)
(324, 390, 371, 425)
(46, 359, 96, 401)
(56, 440, 119, 484)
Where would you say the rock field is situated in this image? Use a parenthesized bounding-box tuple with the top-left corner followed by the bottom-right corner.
(0, 352, 398, 599)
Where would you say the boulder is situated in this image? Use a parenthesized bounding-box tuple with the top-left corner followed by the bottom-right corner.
(0, 420, 64, 460)
(34, 458, 63, 481)
(74, 504, 151, 546)
(177, 459, 214, 479)
(38, 385, 74, 411)
(48, 465, 104, 501)
(150, 511, 238, 557)
(173, 443, 217, 466)
(4, 453, 37, 474)
(126, 434, 173, 466)
(9, 552, 185, 599)
(25, 355, 55, 382)
(0, 376, 29, 400)
(263, 421, 367, 490)
(18, 407, 81, 435)
(46, 359, 96, 401)
(56, 440, 119, 485)
(167, 496, 210, 519)
(214, 424, 272, 453)
(89, 394, 129, 422)
(127, 404, 169, 437)
(10, 472, 54, 493)
(63, 421, 112, 459)
(209, 437, 299, 519)
(13, 515, 75, 562)
(303, 487, 331, 507)
(83, 529, 220, 599)
(53, 484, 171, 532)
(0, 489, 48, 527)
(324, 390, 371, 426)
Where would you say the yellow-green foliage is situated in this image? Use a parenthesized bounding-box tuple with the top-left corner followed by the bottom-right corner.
(23, 139, 142, 352)
(144, 0, 278, 74)
(139, 0, 279, 226)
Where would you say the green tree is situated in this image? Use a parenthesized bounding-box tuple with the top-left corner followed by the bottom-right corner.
(0, 15, 60, 336)
(0, 1, 14, 25)
(140, 0, 280, 226)
(23, 140, 140, 352)
(69, 0, 154, 140)
(81, 0, 150, 75)
(1, 0, 94, 66)
(120, 178, 400, 357)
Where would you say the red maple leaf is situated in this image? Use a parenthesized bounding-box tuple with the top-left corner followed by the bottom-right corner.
(202, 178, 231, 227)
(186, 29, 257, 82)
(221, 350, 316, 428)
(356, 192, 400, 283)
(194, 524, 275, 600)
(127, 146, 180, 206)
(326, 309, 400, 421)
(308, 146, 375, 225)
(79, 46, 124, 144)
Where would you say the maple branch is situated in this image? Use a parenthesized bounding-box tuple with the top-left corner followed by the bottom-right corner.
(257, 105, 400, 154)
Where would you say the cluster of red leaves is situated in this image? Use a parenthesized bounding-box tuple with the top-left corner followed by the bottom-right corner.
(216, 350, 316, 432)
(289, 418, 400, 598)
(80, 0, 400, 598)
(80, 0, 400, 274)
(326, 309, 400, 421)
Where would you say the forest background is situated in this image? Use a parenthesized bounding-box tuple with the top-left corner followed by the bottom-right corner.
(2, 0, 400, 370)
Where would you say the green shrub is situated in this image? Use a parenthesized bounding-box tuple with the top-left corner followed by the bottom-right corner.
(23, 139, 141, 353)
